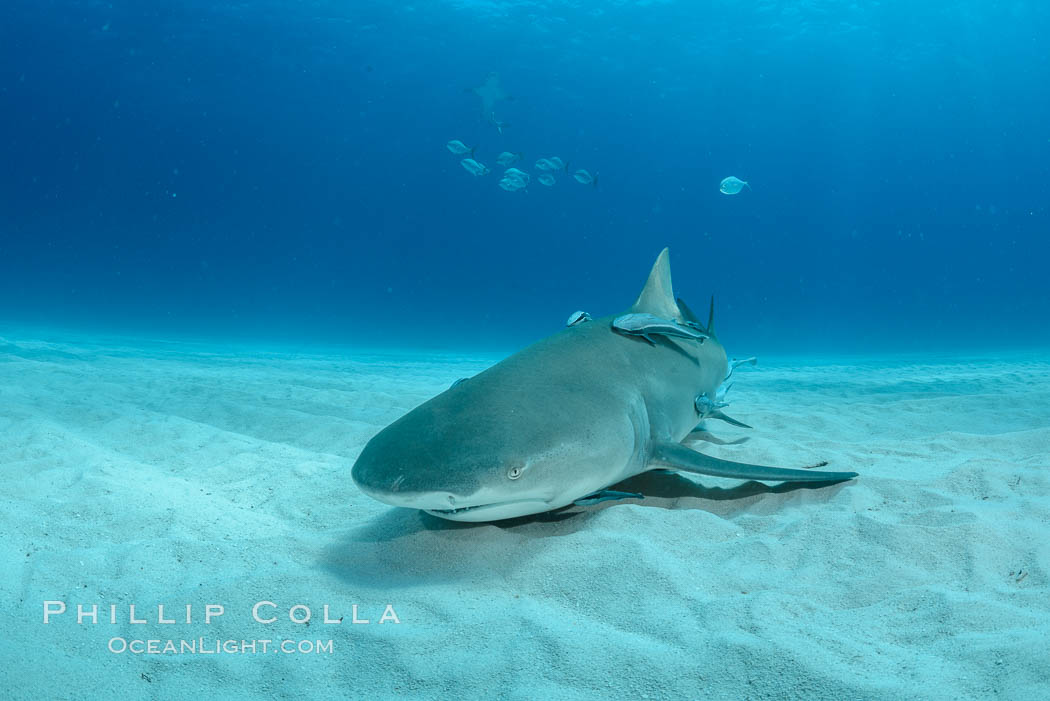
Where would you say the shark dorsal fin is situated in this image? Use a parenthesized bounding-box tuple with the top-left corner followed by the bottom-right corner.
(629, 248, 683, 321)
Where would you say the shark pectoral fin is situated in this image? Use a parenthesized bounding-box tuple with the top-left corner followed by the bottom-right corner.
(574, 490, 644, 506)
(686, 429, 750, 446)
(709, 409, 752, 429)
(651, 442, 858, 483)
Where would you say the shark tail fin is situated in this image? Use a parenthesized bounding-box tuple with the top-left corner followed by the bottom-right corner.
(630, 248, 681, 321)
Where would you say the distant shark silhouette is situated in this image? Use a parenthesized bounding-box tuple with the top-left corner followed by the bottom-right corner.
(351, 248, 858, 522)
(467, 72, 513, 120)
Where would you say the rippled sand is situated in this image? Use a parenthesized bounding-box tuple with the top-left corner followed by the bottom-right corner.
(2, 333, 1047, 699)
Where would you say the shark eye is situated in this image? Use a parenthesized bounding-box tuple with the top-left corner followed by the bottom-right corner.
(507, 466, 523, 480)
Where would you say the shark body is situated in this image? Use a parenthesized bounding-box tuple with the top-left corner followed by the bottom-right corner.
(469, 73, 511, 118)
(351, 249, 857, 522)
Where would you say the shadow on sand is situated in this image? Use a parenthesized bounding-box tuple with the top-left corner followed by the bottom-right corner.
(319, 471, 854, 589)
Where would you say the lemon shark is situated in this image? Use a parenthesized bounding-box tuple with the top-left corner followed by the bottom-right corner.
(351, 249, 857, 522)
(468, 72, 511, 116)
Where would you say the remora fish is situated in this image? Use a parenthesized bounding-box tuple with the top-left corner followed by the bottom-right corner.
(351, 248, 858, 522)
(612, 312, 709, 345)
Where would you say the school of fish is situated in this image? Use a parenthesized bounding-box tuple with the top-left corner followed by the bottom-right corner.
(446, 140, 598, 194)
(452, 72, 751, 195)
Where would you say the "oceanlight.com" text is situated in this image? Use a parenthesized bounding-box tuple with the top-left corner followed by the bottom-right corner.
(107, 637, 334, 655)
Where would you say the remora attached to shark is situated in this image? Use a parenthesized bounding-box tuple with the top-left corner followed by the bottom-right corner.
(351, 249, 858, 522)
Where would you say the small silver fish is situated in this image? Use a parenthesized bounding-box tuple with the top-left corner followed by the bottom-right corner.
(547, 156, 568, 172)
(535, 158, 554, 171)
(537, 173, 556, 186)
(566, 311, 592, 327)
(503, 167, 530, 184)
(496, 151, 523, 166)
(719, 176, 750, 195)
(612, 313, 709, 345)
(460, 158, 490, 176)
(446, 140, 475, 157)
(500, 169, 529, 191)
(498, 177, 526, 192)
(573, 169, 598, 187)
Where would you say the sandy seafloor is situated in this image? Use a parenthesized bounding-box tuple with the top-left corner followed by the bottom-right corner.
(1, 330, 1048, 700)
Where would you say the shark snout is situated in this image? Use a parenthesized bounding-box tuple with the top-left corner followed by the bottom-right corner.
(351, 443, 481, 509)
(358, 481, 464, 511)
(350, 441, 560, 521)
(351, 413, 575, 521)
(352, 467, 455, 510)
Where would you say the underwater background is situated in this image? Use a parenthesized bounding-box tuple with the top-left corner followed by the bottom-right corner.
(4, 3, 1050, 699)
(2, 0, 1048, 354)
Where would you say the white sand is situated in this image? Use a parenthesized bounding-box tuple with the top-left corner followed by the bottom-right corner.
(1, 333, 1048, 699)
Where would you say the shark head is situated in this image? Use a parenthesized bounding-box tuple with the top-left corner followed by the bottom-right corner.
(351, 247, 721, 522)
(351, 395, 634, 521)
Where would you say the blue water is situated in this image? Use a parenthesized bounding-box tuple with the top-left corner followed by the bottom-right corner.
(2, 1, 1048, 353)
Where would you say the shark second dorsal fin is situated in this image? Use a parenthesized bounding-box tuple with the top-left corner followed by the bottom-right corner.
(676, 297, 704, 332)
(629, 248, 683, 321)
(706, 296, 716, 338)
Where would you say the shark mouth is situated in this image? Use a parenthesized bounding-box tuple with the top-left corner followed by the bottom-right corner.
(425, 498, 552, 522)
